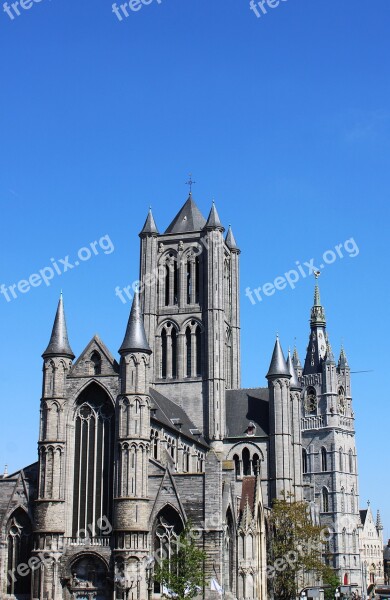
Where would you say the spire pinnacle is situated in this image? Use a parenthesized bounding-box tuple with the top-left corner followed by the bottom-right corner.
(325, 332, 335, 363)
(267, 337, 291, 379)
(119, 290, 151, 355)
(205, 201, 224, 231)
(310, 281, 326, 327)
(225, 225, 238, 250)
(42, 294, 75, 359)
(140, 207, 159, 236)
(338, 345, 349, 369)
(376, 510, 383, 531)
(287, 350, 301, 390)
(292, 345, 302, 368)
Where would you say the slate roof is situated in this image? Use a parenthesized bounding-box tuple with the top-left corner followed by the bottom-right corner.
(360, 509, 368, 526)
(119, 290, 151, 355)
(42, 294, 74, 359)
(239, 476, 256, 514)
(140, 208, 159, 235)
(164, 195, 207, 234)
(225, 388, 269, 438)
(149, 388, 209, 448)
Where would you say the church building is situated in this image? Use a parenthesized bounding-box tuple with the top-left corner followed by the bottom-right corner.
(0, 194, 363, 599)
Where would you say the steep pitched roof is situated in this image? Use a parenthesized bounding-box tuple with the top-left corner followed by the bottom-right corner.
(239, 476, 256, 515)
(164, 195, 207, 234)
(149, 388, 209, 447)
(225, 388, 269, 438)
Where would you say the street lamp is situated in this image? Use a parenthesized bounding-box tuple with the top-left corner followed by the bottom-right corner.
(145, 556, 155, 600)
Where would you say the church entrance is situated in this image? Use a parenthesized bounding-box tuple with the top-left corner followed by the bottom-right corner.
(68, 555, 110, 599)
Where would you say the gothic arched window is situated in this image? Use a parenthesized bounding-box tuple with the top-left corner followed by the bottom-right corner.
(242, 448, 250, 476)
(185, 327, 192, 378)
(339, 447, 344, 471)
(352, 530, 357, 553)
(91, 351, 102, 375)
(341, 487, 345, 512)
(153, 506, 184, 593)
(233, 454, 240, 477)
(224, 509, 234, 593)
(7, 510, 32, 596)
(302, 448, 308, 474)
(305, 387, 317, 415)
(349, 449, 354, 473)
(351, 488, 355, 513)
(196, 325, 202, 376)
(321, 447, 328, 472)
(72, 383, 114, 537)
(322, 488, 329, 513)
(161, 329, 167, 378)
(342, 528, 347, 553)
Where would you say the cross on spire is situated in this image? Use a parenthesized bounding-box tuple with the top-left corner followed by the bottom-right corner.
(185, 173, 196, 194)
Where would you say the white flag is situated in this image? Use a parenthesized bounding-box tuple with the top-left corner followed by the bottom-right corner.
(162, 585, 178, 598)
(210, 578, 223, 595)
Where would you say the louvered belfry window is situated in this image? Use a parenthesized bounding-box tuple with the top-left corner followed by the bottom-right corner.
(72, 383, 114, 538)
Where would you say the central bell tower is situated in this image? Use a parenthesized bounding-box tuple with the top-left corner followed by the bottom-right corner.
(138, 193, 241, 444)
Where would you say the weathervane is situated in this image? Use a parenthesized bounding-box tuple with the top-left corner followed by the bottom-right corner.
(314, 270, 321, 279)
(185, 173, 196, 194)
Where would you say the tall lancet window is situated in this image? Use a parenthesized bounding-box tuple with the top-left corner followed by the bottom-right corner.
(72, 383, 114, 538)
(6, 509, 32, 596)
(186, 327, 192, 377)
(160, 323, 178, 379)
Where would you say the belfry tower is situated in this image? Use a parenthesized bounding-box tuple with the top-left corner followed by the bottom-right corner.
(139, 193, 241, 445)
(301, 280, 361, 586)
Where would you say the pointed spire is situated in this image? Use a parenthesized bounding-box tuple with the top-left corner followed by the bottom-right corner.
(119, 290, 151, 355)
(310, 282, 326, 327)
(266, 337, 291, 379)
(292, 345, 302, 368)
(325, 332, 335, 364)
(205, 201, 224, 231)
(225, 225, 238, 250)
(338, 345, 349, 369)
(376, 510, 383, 531)
(287, 350, 301, 390)
(140, 207, 159, 236)
(42, 293, 75, 359)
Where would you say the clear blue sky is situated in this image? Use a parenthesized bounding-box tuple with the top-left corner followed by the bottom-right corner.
(1, 0, 389, 537)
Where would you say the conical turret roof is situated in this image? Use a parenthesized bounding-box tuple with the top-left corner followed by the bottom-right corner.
(140, 208, 159, 236)
(266, 337, 291, 379)
(42, 294, 75, 359)
(119, 290, 151, 355)
(205, 201, 224, 230)
(225, 225, 238, 250)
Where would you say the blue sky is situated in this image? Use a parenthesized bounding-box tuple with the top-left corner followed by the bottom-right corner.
(0, 0, 389, 536)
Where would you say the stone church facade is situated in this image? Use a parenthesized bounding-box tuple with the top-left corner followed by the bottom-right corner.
(0, 194, 363, 599)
